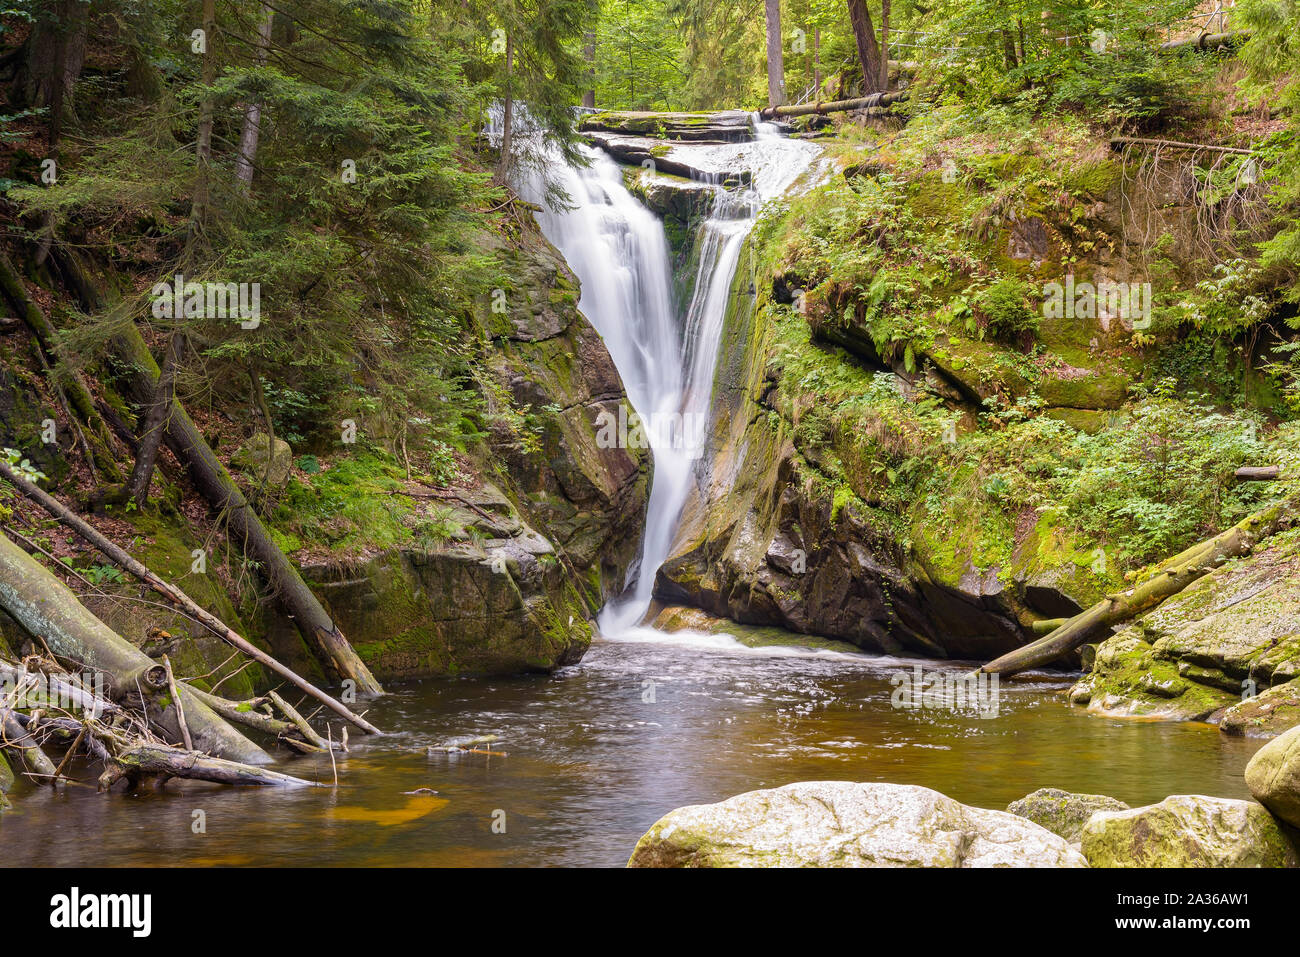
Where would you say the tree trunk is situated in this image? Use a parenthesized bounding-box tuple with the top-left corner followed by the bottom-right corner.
(190, 0, 218, 242)
(879, 0, 890, 90)
(102, 743, 323, 789)
(846, 0, 883, 94)
(814, 27, 822, 102)
(0, 530, 271, 763)
(0, 457, 382, 733)
(112, 325, 385, 696)
(764, 0, 785, 108)
(498, 36, 514, 181)
(23, 0, 86, 117)
(582, 31, 595, 109)
(125, 331, 183, 507)
(979, 495, 1298, 676)
(0, 251, 122, 481)
(234, 3, 273, 189)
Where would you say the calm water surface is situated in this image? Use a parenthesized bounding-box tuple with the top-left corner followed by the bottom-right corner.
(0, 631, 1264, 867)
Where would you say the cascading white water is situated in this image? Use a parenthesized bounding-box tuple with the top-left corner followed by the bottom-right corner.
(517, 117, 820, 637)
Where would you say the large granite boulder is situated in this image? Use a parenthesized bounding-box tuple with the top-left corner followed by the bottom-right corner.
(1245, 724, 1300, 829)
(1081, 795, 1298, 868)
(1006, 787, 1130, 844)
(627, 782, 1088, 867)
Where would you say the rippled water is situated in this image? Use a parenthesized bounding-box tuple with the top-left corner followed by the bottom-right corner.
(0, 632, 1263, 867)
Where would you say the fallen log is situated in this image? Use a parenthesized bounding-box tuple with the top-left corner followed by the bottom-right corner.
(980, 495, 1298, 676)
(1, 708, 59, 782)
(0, 459, 382, 735)
(0, 658, 122, 717)
(100, 743, 325, 789)
(1159, 30, 1247, 52)
(760, 90, 908, 120)
(1030, 617, 1069, 635)
(112, 324, 384, 697)
(1236, 465, 1280, 481)
(0, 529, 271, 763)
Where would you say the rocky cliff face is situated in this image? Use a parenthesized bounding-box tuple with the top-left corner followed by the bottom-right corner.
(655, 226, 1029, 659)
(304, 229, 651, 679)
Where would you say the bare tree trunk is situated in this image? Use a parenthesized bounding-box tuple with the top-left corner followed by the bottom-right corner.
(125, 331, 183, 507)
(190, 0, 217, 242)
(814, 27, 822, 102)
(234, 3, 273, 189)
(846, 0, 883, 94)
(498, 35, 514, 182)
(765, 0, 785, 108)
(582, 30, 596, 109)
(879, 0, 891, 90)
(113, 325, 385, 696)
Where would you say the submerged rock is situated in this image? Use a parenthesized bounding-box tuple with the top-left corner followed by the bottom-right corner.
(1006, 787, 1130, 844)
(627, 781, 1088, 867)
(1245, 724, 1300, 829)
(1081, 795, 1298, 868)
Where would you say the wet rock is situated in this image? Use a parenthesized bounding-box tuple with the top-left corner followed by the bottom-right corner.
(1081, 795, 1298, 867)
(628, 781, 1088, 867)
(1221, 678, 1300, 738)
(1006, 787, 1130, 844)
(1245, 724, 1300, 829)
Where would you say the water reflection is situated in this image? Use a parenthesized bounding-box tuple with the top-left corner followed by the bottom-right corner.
(0, 635, 1263, 867)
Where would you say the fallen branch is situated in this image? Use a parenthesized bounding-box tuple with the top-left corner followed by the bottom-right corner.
(980, 494, 1298, 676)
(100, 743, 325, 789)
(1, 708, 59, 783)
(0, 529, 271, 763)
(0, 459, 382, 736)
(1109, 136, 1255, 156)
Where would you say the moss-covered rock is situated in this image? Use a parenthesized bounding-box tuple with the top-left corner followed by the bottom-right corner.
(628, 781, 1088, 867)
(1070, 529, 1300, 729)
(1006, 787, 1130, 844)
(1245, 724, 1300, 829)
(1081, 795, 1298, 868)
(1221, 678, 1300, 737)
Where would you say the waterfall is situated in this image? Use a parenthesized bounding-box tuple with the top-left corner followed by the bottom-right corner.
(518, 119, 820, 637)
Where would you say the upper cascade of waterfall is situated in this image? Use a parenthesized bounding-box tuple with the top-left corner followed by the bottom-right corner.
(513, 118, 821, 638)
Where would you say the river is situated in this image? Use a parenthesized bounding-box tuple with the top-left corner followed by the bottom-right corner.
(0, 631, 1262, 867)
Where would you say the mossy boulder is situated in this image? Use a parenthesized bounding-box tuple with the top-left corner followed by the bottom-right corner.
(1245, 724, 1300, 829)
(306, 503, 591, 680)
(1221, 678, 1300, 738)
(1081, 795, 1298, 868)
(1006, 787, 1130, 844)
(1070, 529, 1300, 727)
(231, 432, 293, 487)
(628, 782, 1088, 867)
